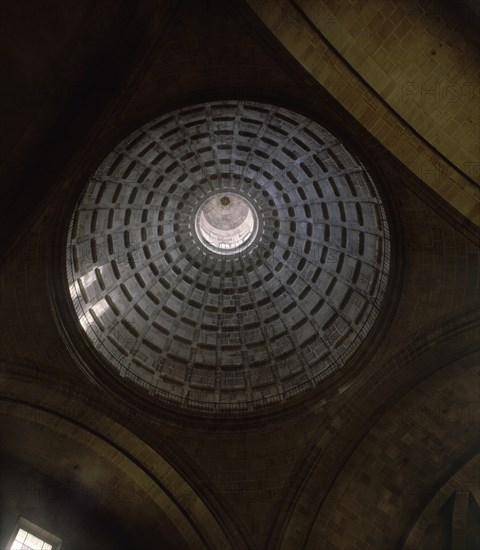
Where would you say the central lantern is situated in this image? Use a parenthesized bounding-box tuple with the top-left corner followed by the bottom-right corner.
(66, 101, 391, 412)
(194, 192, 259, 254)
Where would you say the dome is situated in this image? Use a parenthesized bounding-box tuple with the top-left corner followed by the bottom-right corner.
(66, 101, 390, 412)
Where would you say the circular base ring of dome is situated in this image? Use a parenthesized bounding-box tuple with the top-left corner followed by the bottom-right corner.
(65, 101, 391, 414)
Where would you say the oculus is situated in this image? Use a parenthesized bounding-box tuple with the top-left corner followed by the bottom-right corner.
(194, 192, 259, 255)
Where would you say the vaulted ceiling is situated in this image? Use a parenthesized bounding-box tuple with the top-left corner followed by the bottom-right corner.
(0, 1, 478, 549)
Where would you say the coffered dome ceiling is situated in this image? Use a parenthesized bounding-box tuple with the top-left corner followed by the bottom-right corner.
(66, 101, 391, 412)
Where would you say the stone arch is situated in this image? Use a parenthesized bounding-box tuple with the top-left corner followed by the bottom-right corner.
(0, 363, 239, 549)
(265, 308, 479, 549)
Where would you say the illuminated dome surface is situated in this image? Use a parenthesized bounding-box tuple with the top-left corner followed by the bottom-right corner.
(67, 101, 390, 412)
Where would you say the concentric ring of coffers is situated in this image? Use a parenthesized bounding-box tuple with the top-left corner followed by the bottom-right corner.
(66, 101, 391, 413)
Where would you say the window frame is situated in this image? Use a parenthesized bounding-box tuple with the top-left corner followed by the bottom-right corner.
(7, 517, 62, 550)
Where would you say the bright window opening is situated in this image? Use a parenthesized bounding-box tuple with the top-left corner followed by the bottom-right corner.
(10, 529, 52, 550)
(195, 192, 258, 254)
(8, 519, 62, 550)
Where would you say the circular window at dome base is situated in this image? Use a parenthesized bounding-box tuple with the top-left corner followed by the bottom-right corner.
(66, 101, 391, 413)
